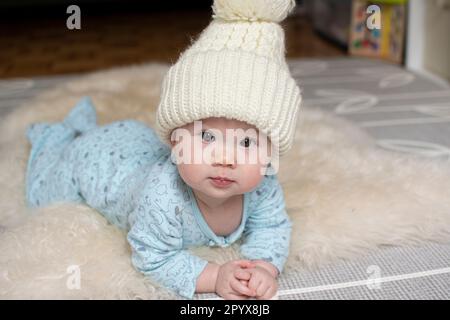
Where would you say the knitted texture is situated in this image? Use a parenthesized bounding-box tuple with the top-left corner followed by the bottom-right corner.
(155, 0, 301, 156)
(212, 0, 296, 23)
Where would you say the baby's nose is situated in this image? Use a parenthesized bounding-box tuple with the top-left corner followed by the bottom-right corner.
(212, 145, 236, 168)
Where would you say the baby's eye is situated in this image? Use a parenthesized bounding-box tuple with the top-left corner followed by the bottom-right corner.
(201, 130, 215, 143)
(239, 137, 256, 148)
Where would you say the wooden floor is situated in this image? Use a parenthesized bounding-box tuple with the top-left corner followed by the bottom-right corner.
(0, 7, 346, 79)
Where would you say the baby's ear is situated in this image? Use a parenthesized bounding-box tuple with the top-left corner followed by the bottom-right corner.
(169, 129, 178, 146)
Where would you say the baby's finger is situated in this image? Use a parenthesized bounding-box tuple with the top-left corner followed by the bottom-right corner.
(248, 274, 262, 292)
(234, 260, 254, 269)
(239, 280, 249, 287)
(255, 282, 270, 298)
(230, 278, 255, 297)
(234, 269, 251, 281)
(258, 284, 278, 300)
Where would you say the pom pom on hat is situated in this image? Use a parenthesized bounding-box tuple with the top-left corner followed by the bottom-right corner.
(212, 0, 296, 23)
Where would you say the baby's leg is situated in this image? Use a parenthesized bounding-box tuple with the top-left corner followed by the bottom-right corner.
(25, 123, 83, 207)
(25, 97, 97, 208)
(71, 119, 171, 228)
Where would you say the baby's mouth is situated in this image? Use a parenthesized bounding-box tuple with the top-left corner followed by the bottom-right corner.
(208, 176, 235, 187)
(210, 176, 234, 182)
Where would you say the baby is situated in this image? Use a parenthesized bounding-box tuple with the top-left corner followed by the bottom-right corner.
(24, 0, 302, 300)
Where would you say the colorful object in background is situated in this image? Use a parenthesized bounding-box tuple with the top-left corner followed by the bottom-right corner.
(349, 0, 407, 64)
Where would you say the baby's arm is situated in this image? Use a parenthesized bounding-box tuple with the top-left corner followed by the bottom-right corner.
(127, 191, 255, 299)
(196, 262, 220, 293)
(127, 195, 209, 299)
(240, 175, 292, 282)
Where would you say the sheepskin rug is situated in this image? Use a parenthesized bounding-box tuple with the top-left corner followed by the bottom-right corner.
(1, 63, 450, 299)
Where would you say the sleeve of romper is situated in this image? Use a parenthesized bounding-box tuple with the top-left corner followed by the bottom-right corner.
(239, 175, 292, 274)
(126, 187, 209, 299)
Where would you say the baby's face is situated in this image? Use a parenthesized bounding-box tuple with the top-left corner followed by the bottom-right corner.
(170, 117, 272, 199)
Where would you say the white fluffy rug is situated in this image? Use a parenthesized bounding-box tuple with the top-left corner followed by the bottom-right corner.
(1, 63, 450, 299)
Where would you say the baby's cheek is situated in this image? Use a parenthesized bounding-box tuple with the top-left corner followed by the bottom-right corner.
(176, 163, 196, 186)
(177, 163, 206, 187)
(239, 165, 265, 192)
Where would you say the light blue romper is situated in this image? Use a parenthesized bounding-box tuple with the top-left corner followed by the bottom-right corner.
(25, 97, 292, 299)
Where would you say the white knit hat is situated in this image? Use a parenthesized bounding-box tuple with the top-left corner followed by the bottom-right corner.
(155, 0, 302, 156)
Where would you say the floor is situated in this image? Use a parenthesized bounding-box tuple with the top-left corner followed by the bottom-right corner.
(0, 6, 346, 79)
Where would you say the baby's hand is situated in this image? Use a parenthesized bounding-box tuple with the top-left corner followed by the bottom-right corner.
(234, 264, 278, 300)
(215, 260, 256, 300)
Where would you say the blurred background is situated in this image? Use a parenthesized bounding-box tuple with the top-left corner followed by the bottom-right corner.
(0, 0, 448, 81)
